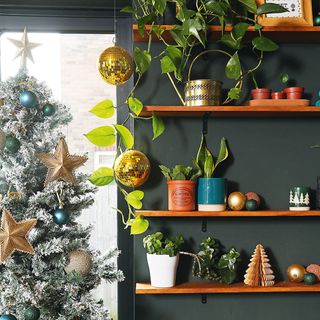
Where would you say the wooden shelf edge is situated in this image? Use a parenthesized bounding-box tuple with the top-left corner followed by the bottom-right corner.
(137, 210, 320, 217)
(136, 282, 320, 294)
(140, 106, 320, 118)
(134, 24, 320, 43)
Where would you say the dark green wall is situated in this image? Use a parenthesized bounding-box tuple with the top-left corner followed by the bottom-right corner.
(134, 42, 320, 319)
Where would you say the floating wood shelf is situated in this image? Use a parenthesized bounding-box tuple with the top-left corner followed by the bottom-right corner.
(134, 25, 320, 43)
(140, 106, 320, 118)
(136, 282, 320, 294)
(137, 210, 320, 217)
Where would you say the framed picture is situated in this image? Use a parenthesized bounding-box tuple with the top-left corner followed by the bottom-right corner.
(256, 0, 313, 26)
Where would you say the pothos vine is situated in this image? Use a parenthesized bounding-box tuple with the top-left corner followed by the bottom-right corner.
(85, 0, 287, 235)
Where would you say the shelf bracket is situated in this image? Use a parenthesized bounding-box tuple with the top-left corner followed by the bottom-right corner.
(202, 113, 209, 136)
(201, 294, 207, 304)
(202, 219, 207, 232)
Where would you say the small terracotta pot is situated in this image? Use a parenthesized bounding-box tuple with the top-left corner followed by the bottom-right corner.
(167, 180, 196, 211)
(251, 88, 271, 100)
(284, 87, 304, 99)
(272, 91, 284, 99)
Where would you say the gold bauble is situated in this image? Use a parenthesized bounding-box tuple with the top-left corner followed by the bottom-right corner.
(114, 150, 151, 187)
(0, 129, 6, 150)
(98, 46, 134, 85)
(228, 192, 246, 210)
(287, 264, 306, 282)
(64, 250, 93, 276)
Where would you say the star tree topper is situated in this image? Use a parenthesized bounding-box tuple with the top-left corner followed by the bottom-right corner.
(8, 27, 41, 69)
(36, 138, 88, 186)
(0, 208, 37, 263)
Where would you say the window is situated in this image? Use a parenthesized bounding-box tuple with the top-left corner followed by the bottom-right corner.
(0, 32, 118, 318)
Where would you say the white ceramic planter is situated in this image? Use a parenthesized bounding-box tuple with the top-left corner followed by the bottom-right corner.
(147, 253, 179, 288)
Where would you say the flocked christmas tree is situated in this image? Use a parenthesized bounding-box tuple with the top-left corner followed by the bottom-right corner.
(0, 29, 123, 320)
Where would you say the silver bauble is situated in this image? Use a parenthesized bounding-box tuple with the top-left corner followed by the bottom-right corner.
(64, 250, 93, 276)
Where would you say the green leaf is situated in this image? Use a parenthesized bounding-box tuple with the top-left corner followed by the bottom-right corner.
(134, 47, 151, 74)
(152, 25, 166, 38)
(280, 72, 289, 84)
(216, 138, 229, 168)
(252, 36, 279, 52)
(195, 134, 207, 171)
(161, 56, 176, 74)
(89, 167, 114, 186)
(170, 28, 187, 48)
(183, 18, 206, 47)
(220, 33, 240, 50)
(165, 46, 183, 79)
(89, 100, 114, 118)
(128, 97, 143, 116)
(152, 114, 165, 140)
(121, 5, 135, 13)
(159, 165, 172, 180)
(114, 124, 134, 149)
(225, 52, 241, 80)
(176, 6, 195, 22)
(131, 215, 149, 235)
(257, 3, 288, 15)
(205, 0, 227, 15)
(153, 0, 167, 15)
(238, 0, 257, 13)
(232, 22, 249, 41)
(254, 23, 263, 30)
(204, 147, 214, 178)
(126, 190, 145, 209)
(85, 126, 116, 147)
(227, 87, 242, 100)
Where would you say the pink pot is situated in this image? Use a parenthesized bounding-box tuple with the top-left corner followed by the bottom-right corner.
(284, 87, 304, 99)
(272, 91, 284, 99)
(251, 88, 271, 100)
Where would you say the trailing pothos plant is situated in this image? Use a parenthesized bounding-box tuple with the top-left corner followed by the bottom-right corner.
(192, 237, 241, 284)
(122, 0, 288, 102)
(84, 99, 161, 235)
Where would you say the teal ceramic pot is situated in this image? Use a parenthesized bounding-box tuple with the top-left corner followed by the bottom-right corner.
(197, 178, 226, 211)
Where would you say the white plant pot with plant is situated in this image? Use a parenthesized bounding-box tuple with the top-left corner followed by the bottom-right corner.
(195, 135, 229, 211)
(143, 232, 184, 288)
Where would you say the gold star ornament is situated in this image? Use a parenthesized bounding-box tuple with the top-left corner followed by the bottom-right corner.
(0, 208, 37, 263)
(8, 27, 41, 69)
(36, 138, 87, 186)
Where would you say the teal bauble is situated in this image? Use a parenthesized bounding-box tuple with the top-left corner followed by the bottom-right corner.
(19, 90, 38, 108)
(246, 199, 258, 211)
(24, 306, 40, 320)
(314, 15, 320, 26)
(303, 272, 317, 285)
(52, 208, 70, 225)
(0, 315, 17, 320)
(5, 136, 21, 153)
(42, 103, 56, 116)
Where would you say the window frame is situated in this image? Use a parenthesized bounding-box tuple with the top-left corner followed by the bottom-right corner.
(0, 6, 134, 320)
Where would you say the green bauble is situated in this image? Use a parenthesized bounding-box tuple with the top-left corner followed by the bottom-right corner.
(315, 15, 320, 26)
(42, 103, 56, 116)
(246, 199, 258, 211)
(303, 272, 317, 285)
(24, 306, 40, 320)
(5, 136, 21, 153)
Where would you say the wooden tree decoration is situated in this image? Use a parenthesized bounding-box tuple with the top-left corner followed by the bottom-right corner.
(244, 244, 275, 287)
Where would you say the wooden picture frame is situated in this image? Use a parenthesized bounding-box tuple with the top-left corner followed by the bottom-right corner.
(256, 0, 313, 26)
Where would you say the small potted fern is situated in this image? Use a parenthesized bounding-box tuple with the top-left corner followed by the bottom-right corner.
(159, 164, 201, 211)
(195, 135, 229, 211)
(143, 232, 184, 288)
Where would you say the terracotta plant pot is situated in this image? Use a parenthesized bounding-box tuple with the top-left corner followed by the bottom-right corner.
(251, 88, 271, 100)
(272, 91, 284, 99)
(167, 180, 196, 211)
(284, 87, 304, 99)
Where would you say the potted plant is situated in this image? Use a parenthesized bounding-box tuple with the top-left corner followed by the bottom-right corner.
(271, 73, 288, 99)
(159, 164, 201, 211)
(143, 232, 184, 288)
(281, 74, 304, 99)
(195, 134, 229, 211)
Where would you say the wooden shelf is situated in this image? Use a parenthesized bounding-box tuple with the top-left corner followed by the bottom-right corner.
(137, 210, 320, 217)
(134, 25, 320, 43)
(140, 106, 320, 118)
(136, 282, 320, 294)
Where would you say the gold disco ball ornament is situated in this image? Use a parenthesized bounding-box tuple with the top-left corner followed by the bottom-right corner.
(114, 150, 151, 187)
(98, 45, 134, 85)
